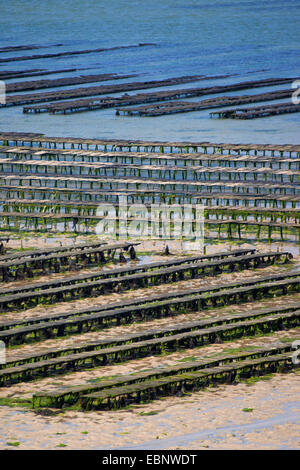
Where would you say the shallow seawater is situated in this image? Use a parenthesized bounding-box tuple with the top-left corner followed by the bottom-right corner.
(0, 0, 299, 144)
(0, 2, 299, 452)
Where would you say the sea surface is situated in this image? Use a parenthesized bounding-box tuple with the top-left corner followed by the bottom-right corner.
(0, 0, 299, 144)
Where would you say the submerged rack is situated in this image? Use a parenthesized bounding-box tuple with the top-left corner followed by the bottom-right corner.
(210, 102, 300, 119)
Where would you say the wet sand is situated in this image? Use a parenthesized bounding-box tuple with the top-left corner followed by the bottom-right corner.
(0, 235, 299, 450)
(0, 370, 299, 450)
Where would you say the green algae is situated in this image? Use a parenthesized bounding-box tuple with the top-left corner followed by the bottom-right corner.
(6, 441, 20, 447)
(0, 397, 32, 409)
(177, 356, 198, 362)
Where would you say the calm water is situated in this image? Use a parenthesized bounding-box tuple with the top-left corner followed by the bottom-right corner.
(0, 0, 299, 143)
